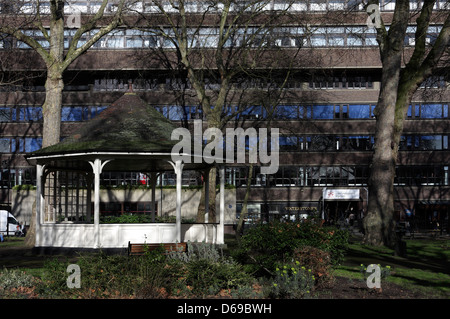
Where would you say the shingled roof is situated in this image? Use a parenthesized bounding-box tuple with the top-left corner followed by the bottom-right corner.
(29, 91, 179, 156)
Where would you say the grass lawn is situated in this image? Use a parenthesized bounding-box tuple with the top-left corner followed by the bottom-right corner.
(336, 236, 450, 298)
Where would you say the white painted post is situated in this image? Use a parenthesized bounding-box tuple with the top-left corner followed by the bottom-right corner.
(169, 160, 184, 243)
(150, 172, 157, 223)
(35, 164, 45, 247)
(204, 168, 210, 242)
(204, 168, 210, 222)
(218, 165, 225, 245)
(88, 159, 111, 249)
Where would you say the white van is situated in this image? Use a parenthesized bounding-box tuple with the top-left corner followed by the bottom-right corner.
(0, 210, 20, 236)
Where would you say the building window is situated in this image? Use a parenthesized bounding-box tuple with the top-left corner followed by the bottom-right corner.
(61, 106, 89, 122)
(419, 104, 448, 118)
(18, 138, 42, 153)
(19, 107, 43, 121)
(313, 105, 335, 119)
(348, 104, 375, 119)
(0, 107, 16, 122)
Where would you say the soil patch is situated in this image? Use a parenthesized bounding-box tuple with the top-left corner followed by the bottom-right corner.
(315, 276, 432, 299)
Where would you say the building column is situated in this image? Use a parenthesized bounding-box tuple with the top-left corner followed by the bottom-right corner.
(88, 159, 111, 249)
(169, 160, 184, 243)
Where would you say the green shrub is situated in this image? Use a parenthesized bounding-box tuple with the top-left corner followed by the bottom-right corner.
(0, 268, 35, 290)
(37, 252, 169, 298)
(236, 220, 349, 275)
(37, 258, 71, 297)
(165, 242, 255, 298)
(263, 261, 315, 299)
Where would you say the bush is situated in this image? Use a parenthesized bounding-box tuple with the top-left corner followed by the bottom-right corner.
(293, 246, 333, 287)
(263, 261, 315, 299)
(37, 252, 168, 298)
(38, 258, 71, 297)
(236, 220, 349, 275)
(0, 268, 35, 290)
(165, 242, 255, 297)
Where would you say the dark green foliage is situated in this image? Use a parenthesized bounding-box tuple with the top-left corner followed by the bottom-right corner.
(235, 221, 349, 275)
(165, 242, 255, 297)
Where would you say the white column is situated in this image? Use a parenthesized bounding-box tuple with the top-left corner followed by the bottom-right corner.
(204, 168, 210, 242)
(86, 173, 93, 223)
(218, 165, 225, 245)
(150, 172, 157, 223)
(204, 168, 210, 223)
(35, 164, 45, 247)
(88, 159, 111, 249)
(169, 160, 184, 243)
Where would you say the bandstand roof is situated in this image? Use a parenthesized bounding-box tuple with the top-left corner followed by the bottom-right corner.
(25, 90, 209, 172)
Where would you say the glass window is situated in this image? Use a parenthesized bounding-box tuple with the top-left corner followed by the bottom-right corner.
(240, 105, 265, 120)
(313, 105, 334, 119)
(419, 135, 444, 150)
(347, 35, 363, 46)
(24, 138, 42, 152)
(300, 105, 312, 119)
(310, 35, 327, 46)
(329, 35, 345, 46)
(0, 107, 16, 122)
(348, 104, 372, 118)
(276, 105, 298, 119)
(61, 107, 88, 121)
(420, 104, 443, 118)
(0, 138, 11, 152)
(19, 107, 43, 121)
(365, 35, 377, 46)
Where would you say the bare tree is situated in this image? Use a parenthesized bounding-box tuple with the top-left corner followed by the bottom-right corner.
(0, 0, 126, 246)
(128, 0, 318, 227)
(363, 0, 450, 248)
(0, 0, 126, 148)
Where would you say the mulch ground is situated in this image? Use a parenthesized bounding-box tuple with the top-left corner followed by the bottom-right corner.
(315, 276, 429, 299)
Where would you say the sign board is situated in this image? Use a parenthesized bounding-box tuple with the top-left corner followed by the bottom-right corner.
(323, 188, 360, 200)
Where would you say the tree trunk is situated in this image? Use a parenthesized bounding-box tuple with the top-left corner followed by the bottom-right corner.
(363, 45, 403, 248)
(235, 163, 253, 239)
(362, 0, 412, 248)
(42, 71, 64, 148)
(23, 200, 36, 247)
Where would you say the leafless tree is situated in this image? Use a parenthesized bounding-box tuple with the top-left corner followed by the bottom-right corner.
(362, 0, 450, 248)
(126, 0, 322, 231)
(0, 0, 127, 246)
(0, 0, 126, 148)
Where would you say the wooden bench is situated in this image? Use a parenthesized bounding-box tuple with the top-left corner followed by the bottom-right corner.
(128, 241, 187, 256)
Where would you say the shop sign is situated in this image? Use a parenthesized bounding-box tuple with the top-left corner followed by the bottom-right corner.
(323, 188, 360, 200)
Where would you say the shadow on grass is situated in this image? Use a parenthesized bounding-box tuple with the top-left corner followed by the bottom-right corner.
(343, 236, 450, 275)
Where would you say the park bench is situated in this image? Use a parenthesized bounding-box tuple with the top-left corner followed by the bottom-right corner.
(128, 241, 187, 256)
